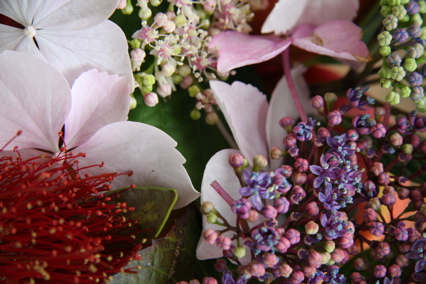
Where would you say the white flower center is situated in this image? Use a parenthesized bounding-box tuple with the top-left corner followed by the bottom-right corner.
(24, 26, 37, 38)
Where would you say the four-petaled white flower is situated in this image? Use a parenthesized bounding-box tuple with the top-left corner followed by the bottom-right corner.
(0, 51, 199, 209)
(0, 0, 133, 87)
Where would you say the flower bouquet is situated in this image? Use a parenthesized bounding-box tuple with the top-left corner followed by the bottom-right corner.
(0, 0, 425, 283)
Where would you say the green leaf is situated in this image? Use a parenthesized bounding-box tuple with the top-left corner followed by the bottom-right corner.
(110, 206, 220, 283)
(111, 187, 178, 239)
(128, 89, 230, 190)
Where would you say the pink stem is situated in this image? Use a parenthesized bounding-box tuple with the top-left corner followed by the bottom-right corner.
(211, 180, 234, 206)
(282, 48, 307, 122)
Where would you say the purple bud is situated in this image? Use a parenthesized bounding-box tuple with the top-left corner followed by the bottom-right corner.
(394, 226, 409, 241)
(216, 235, 232, 250)
(202, 277, 218, 284)
(305, 201, 319, 216)
(388, 264, 402, 277)
(370, 123, 387, 138)
(364, 208, 378, 223)
(294, 158, 309, 172)
(339, 233, 354, 249)
(331, 248, 347, 263)
(283, 134, 297, 148)
(274, 197, 290, 213)
(378, 172, 391, 185)
(276, 236, 291, 253)
(328, 110, 342, 126)
(232, 198, 251, 219)
(228, 153, 244, 168)
(386, 52, 402, 67)
(374, 265, 387, 278)
(382, 193, 396, 206)
(393, 28, 409, 42)
(279, 116, 294, 128)
(262, 204, 277, 219)
(375, 241, 391, 258)
(285, 229, 300, 245)
(408, 23, 422, 38)
(292, 172, 307, 185)
(263, 253, 278, 268)
(406, 1, 420, 15)
(280, 165, 293, 178)
(370, 222, 385, 237)
(316, 127, 330, 144)
(311, 95, 324, 109)
(214, 259, 227, 272)
(407, 72, 423, 86)
(289, 270, 304, 284)
(290, 185, 306, 204)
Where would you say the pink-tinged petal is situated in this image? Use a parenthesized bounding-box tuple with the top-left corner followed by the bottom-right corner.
(74, 121, 199, 209)
(0, 51, 70, 151)
(266, 67, 311, 169)
(210, 31, 291, 72)
(65, 70, 130, 148)
(0, 0, 119, 30)
(34, 21, 133, 87)
(292, 22, 370, 62)
(196, 149, 251, 264)
(262, 0, 359, 35)
(210, 80, 269, 161)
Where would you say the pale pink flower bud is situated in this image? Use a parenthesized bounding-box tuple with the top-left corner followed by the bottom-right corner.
(305, 201, 319, 216)
(262, 204, 277, 219)
(331, 248, 347, 263)
(163, 21, 176, 33)
(189, 280, 201, 284)
(144, 92, 159, 107)
(157, 83, 172, 98)
(294, 158, 308, 172)
(247, 209, 259, 222)
(269, 146, 282, 160)
(161, 63, 176, 77)
(263, 253, 278, 268)
(285, 229, 300, 245)
(328, 110, 342, 126)
(388, 264, 402, 277)
(203, 0, 217, 12)
(339, 233, 354, 249)
(390, 132, 403, 146)
(154, 13, 168, 26)
(371, 162, 384, 176)
(303, 265, 316, 278)
(202, 277, 217, 284)
(202, 229, 218, 245)
(311, 95, 324, 109)
(180, 75, 193, 89)
(216, 235, 231, 250)
(277, 263, 292, 277)
(248, 263, 265, 277)
(130, 48, 146, 71)
(228, 153, 244, 168)
(374, 265, 387, 278)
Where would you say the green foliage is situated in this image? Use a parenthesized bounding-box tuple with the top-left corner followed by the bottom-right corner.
(110, 207, 219, 283)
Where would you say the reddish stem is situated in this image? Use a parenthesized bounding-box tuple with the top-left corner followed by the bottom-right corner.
(211, 180, 234, 206)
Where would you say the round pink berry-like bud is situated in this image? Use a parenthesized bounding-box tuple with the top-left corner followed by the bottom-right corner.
(369, 222, 385, 237)
(347, 244, 359, 256)
(390, 132, 403, 146)
(305, 221, 319, 235)
(202, 229, 218, 245)
(303, 265, 316, 278)
(285, 229, 300, 245)
(180, 75, 193, 89)
(130, 48, 146, 71)
(262, 204, 277, 219)
(363, 208, 378, 223)
(305, 201, 319, 216)
(398, 187, 410, 200)
(339, 233, 354, 249)
(274, 197, 290, 214)
(292, 172, 307, 185)
(247, 209, 259, 222)
(351, 272, 364, 283)
(203, 0, 217, 12)
(374, 264, 387, 278)
(162, 20, 176, 33)
(346, 129, 359, 141)
(375, 241, 391, 258)
(308, 250, 322, 268)
(331, 248, 347, 264)
(370, 123, 387, 138)
(144, 92, 159, 107)
(328, 110, 342, 126)
(289, 185, 306, 204)
(263, 253, 278, 267)
(202, 277, 217, 284)
(311, 95, 324, 109)
(278, 263, 293, 277)
(249, 263, 266, 277)
(409, 134, 421, 147)
(377, 172, 390, 185)
(269, 146, 282, 160)
(216, 235, 231, 250)
(283, 133, 297, 148)
(394, 227, 409, 241)
(294, 158, 309, 172)
(280, 165, 293, 178)
(371, 162, 384, 176)
(388, 264, 402, 277)
(381, 193, 396, 206)
(290, 270, 304, 284)
(395, 254, 409, 267)
(279, 116, 294, 128)
(154, 13, 168, 26)
(353, 258, 367, 270)
(157, 83, 172, 98)
(228, 153, 244, 168)
(276, 236, 291, 253)
(253, 155, 268, 169)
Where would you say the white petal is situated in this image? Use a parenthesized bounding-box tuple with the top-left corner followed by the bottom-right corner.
(74, 121, 199, 209)
(65, 69, 130, 148)
(0, 51, 70, 152)
(261, 0, 308, 34)
(35, 21, 134, 87)
(0, 0, 39, 26)
(210, 80, 269, 161)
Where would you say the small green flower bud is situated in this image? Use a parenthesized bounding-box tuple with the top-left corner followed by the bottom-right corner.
(172, 74, 183, 84)
(190, 109, 201, 120)
(401, 86, 411, 98)
(416, 98, 426, 111)
(378, 31, 393, 46)
(174, 15, 187, 28)
(419, 0, 426, 13)
(141, 85, 153, 95)
(324, 241, 336, 253)
(305, 221, 319, 235)
(411, 13, 423, 25)
(421, 27, 426, 39)
(207, 212, 218, 223)
(380, 79, 392, 88)
(234, 246, 246, 258)
(129, 39, 141, 49)
(391, 66, 406, 81)
(420, 203, 426, 216)
(129, 95, 137, 110)
(253, 155, 268, 171)
(143, 74, 156, 86)
(392, 5, 406, 20)
(205, 112, 218, 125)
(380, 45, 391, 56)
(150, 0, 162, 6)
(188, 85, 201, 97)
(379, 66, 392, 79)
(324, 92, 337, 103)
(139, 8, 152, 20)
(121, 0, 134, 15)
(383, 14, 398, 30)
(404, 58, 417, 72)
(386, 91, 401, 105)
(321, 252, 332, 265)
(389, 0, 401, 5)
(402, 144, 413, 154)
(201, 201, 215, 214)
(178, 65, 192, 77)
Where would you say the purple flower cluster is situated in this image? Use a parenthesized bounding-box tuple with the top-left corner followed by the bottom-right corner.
(199, 86, 426, 283)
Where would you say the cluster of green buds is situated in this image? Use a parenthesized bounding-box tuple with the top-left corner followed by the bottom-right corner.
(118, 0, 266, 121)
(378, 0, 426, 111)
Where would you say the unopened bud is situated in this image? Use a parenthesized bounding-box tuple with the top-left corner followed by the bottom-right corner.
(253, 155, 268, 170)
(201, 201, 215, 214)
(144, 92, 159, 107)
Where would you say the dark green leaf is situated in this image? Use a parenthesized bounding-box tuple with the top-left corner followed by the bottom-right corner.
(110, 206, 220, 284)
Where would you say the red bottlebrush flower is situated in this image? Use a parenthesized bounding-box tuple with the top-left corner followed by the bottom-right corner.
(0, 151, 143, 284)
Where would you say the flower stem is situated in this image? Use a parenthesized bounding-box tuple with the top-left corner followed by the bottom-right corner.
(282, 49, 307, 122)
(211, 180, 234, 206)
